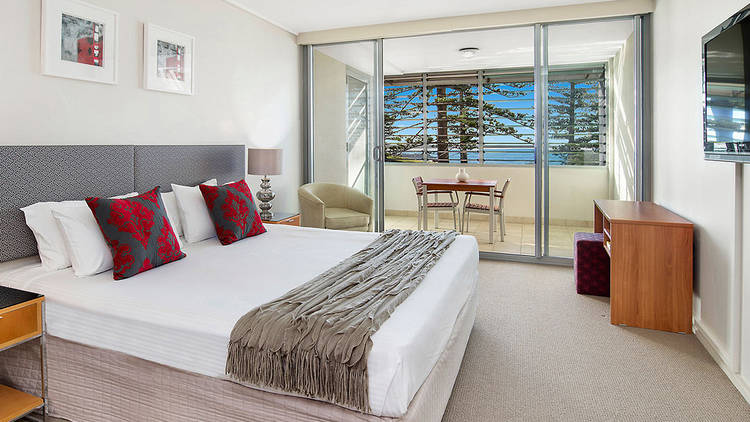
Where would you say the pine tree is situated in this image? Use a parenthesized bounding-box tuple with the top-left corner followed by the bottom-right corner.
(384, 74, 603, 165)
(433, 85, 477, 163)
(384, 84, 426, 161)
(548, 79, 603, 165)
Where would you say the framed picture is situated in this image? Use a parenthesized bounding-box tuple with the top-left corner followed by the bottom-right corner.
(143, 24, 195, 95)
(41, 0, 118, 84)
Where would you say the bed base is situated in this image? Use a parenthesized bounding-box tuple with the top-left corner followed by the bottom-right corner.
(0, 289, 477, 422)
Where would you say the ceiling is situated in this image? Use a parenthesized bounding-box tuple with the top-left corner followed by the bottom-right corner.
(316, 19, 634, 75)
(228, 0, 616, 34)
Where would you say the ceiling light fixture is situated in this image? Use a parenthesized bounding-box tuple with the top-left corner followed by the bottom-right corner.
(459, 47, 480, 58)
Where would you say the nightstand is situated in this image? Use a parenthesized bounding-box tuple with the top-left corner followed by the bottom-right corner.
(0, 286, 46, 422)
(262, 212, 300, 227)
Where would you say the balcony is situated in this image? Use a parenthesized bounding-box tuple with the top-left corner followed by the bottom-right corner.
(311, 41, 635, 257)
(383, 162, 605, 257)
(380, 65, 623, 257)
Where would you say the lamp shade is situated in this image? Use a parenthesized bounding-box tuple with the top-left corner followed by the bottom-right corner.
(247, 148, 282, 176)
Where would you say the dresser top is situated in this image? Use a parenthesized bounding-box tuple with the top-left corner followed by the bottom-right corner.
(594, 200, 693, 227)
(0, 285, 43, 310)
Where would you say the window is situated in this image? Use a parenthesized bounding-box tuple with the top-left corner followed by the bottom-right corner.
(384, 66, 607, 166)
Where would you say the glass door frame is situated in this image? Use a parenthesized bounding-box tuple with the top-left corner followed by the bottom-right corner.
(534, 23, 549, 261)
(533, 15, 651, 264)
(302, 40, 385, 232)
(302, 15, 650, 265)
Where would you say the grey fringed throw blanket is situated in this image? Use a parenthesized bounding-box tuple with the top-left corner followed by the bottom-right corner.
(226, 229, 457, 413)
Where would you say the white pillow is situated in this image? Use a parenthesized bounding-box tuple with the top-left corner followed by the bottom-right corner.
(157, 191, 184, 249)
(21, 200, 78, 270)
(171, 179, 217, 243)
(161, 191, 183, 237)
(52, 192, 138, 277)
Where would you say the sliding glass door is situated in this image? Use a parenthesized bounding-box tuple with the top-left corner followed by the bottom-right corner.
(381, 26, 537, 254)
(541, 18, 638, 258)
(307, 40, 384, 229)
(303, 16, 648, 264)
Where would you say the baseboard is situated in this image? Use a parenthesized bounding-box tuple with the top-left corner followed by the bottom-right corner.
(694, 319, 750, 404)
(693, 320, 731, 365)
(384, 210, 591, 227)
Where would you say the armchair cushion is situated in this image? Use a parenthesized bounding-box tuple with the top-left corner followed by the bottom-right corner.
(324, 208, 370, 230)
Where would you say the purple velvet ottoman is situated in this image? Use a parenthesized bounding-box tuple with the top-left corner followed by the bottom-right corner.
(573, 232, 610, 297)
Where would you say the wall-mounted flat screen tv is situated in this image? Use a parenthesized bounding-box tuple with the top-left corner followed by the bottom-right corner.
(703, 5, 750, 162)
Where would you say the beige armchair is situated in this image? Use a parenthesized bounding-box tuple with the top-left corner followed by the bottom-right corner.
(298, 183, 373, 231)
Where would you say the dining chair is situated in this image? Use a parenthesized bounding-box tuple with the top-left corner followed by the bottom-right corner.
(462, 178, 511, 241)
(412, 176, 460, 230)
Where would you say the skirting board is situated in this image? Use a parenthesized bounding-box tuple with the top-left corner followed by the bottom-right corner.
(693, 319, 750, 404)
(385, 210, 591, 227)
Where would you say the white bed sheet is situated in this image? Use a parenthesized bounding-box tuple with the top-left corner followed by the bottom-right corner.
(0, 225, 478, 417)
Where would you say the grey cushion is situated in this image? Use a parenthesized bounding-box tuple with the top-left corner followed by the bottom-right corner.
(324, 208, 370, 230)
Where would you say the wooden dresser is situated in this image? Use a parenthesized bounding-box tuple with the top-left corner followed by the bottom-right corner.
(594, 200, 694, 333)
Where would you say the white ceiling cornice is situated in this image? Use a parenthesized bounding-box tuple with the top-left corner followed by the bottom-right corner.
(223, 0, 299, 34)
(224, 0, 655, 37)
(297, 0, 654, 45)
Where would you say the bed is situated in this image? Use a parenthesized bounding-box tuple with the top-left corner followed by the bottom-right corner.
(0, 145, 479, 421)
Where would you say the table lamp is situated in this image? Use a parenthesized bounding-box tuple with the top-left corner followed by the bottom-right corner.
(247, 148, 282, 220)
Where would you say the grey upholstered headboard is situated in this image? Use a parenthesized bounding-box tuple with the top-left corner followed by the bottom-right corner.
(0, 145, 244, 262)
(134, 145, 244, 192)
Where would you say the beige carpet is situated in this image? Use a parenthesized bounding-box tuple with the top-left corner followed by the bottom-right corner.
(442, 260, 750, 422)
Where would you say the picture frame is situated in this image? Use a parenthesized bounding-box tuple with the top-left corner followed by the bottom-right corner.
(41, 0, 118, 84)
(143, 23, 196, 95)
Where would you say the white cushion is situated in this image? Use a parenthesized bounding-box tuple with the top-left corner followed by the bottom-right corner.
(51, 192, 137, 277)
(21, 200, 78, 270)
(161, 191, 183, 237)
(171, 179, 217, 243)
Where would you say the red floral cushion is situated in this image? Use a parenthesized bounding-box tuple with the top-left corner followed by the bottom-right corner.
(199, 180, 266, 245)
(86, 187, 185, 280)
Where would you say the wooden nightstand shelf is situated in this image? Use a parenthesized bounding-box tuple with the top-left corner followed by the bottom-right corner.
(262, 212, 300, 227)
(0, 286, 46, 422)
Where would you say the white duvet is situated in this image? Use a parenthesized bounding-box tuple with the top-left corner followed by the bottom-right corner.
(0, 225, 478, 417)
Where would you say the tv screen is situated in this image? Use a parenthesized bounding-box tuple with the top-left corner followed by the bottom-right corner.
(704, 7, 750, 162)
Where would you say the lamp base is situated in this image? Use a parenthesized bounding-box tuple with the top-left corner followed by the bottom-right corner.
(256, 175, 275, 221)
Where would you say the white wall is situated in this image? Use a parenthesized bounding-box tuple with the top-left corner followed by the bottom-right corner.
(385, 163, 608, 224)
(608, 32, 636, 201)
(652, 0, 750, 401)
(0, 0, 301, 211)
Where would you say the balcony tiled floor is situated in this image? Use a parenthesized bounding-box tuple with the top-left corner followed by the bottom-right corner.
(385, 214, 592, 257)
